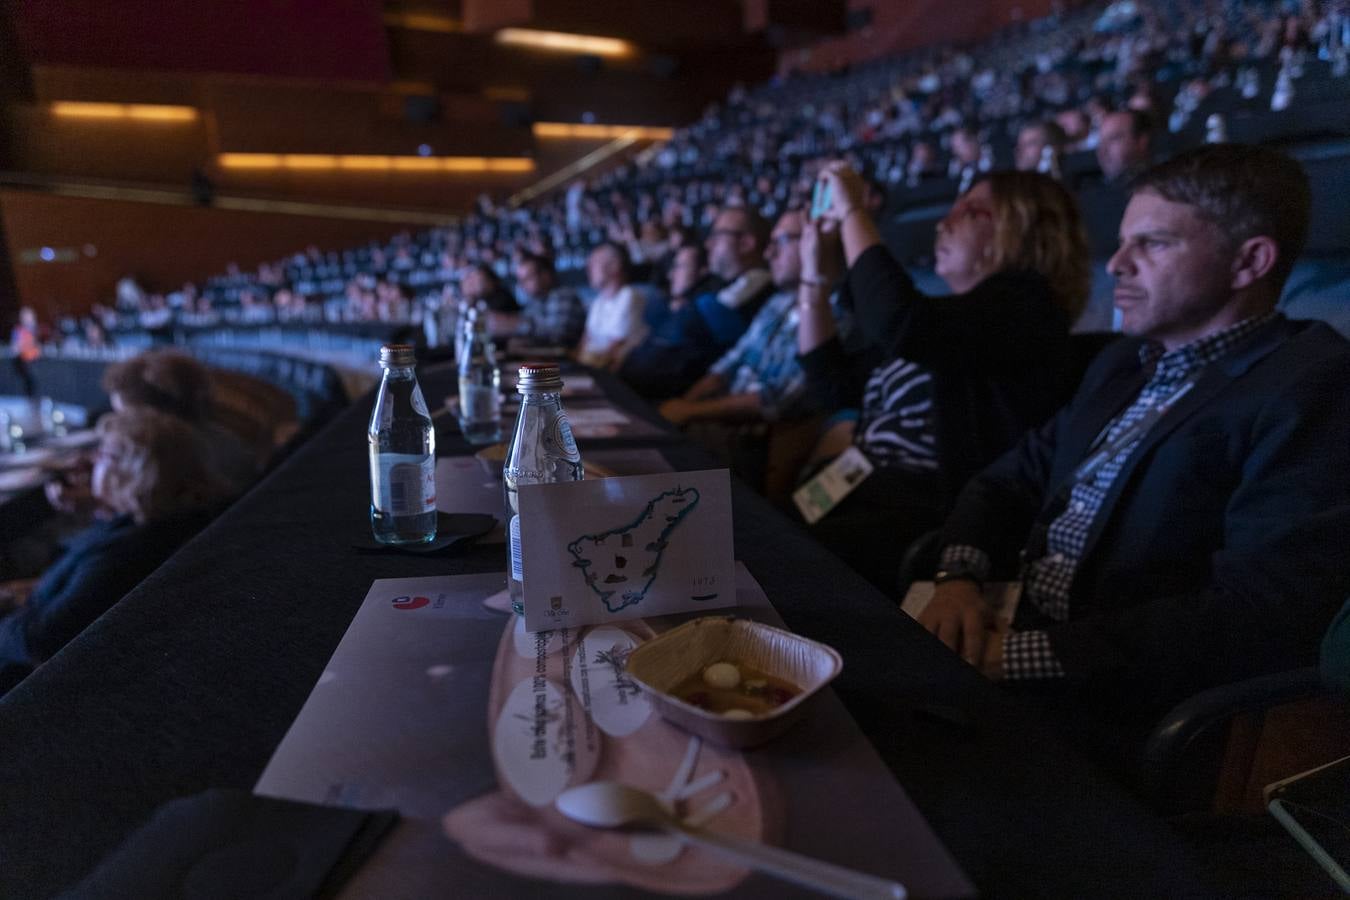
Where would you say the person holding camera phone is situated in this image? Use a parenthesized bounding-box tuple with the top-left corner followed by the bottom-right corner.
(794, 161, 1090, 593)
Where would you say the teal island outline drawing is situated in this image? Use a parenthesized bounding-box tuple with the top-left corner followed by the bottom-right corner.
(567, 486, 705, 612)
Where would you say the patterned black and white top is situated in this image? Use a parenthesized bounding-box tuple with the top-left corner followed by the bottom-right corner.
(799, 248, 1072, 496)
(855, 356, 939, 473)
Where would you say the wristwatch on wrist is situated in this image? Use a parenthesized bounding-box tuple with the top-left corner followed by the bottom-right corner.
(933, 567, 983, 589)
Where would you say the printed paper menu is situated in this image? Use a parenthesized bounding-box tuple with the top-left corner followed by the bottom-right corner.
(254, 568, 974, 898)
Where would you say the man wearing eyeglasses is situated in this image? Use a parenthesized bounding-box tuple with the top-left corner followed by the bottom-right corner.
(919, 144, 1350, 758)
(658, 210, 826, 426)
(700, 207, 774, 338)
(619, 207, 773, 400)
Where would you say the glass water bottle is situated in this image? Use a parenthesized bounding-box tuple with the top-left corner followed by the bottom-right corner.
(368, 343, 437, 544)
(502, 363, 583, 615)
(457, 306, 503, 445)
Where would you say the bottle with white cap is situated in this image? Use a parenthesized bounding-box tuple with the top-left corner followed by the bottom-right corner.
(368, 343, 437, 544)
(502, 362, 584, 615)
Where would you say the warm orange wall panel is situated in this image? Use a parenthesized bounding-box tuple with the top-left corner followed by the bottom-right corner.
(462, 0, 532, 33)
(1, 191, 424, 320)
(7, 106, 207, 184)
(211, 169, 534, 210)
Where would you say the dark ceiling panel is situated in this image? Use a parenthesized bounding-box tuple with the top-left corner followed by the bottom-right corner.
(16, 0, 391, 82)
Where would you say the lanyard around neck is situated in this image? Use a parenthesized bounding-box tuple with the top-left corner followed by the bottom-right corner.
(1070, 375, 1200, 489)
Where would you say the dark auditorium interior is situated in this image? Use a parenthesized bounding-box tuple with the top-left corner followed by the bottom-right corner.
(2, 1, 1349, 897)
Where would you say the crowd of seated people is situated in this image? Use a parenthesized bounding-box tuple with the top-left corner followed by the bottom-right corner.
(7, 0, 1348, 792)
(41, 0, 1344, 355)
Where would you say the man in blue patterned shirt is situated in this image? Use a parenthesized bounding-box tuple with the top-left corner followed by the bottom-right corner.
(919, 144, 1350, 732)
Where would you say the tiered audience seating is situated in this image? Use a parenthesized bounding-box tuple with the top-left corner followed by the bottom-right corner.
(55, 0, 1347, 351)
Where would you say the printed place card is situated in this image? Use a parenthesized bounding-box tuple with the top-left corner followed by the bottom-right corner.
(518, 469, 735, 631)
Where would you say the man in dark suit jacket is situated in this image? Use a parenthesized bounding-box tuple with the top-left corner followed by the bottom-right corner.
(918, 144, 1350, 739)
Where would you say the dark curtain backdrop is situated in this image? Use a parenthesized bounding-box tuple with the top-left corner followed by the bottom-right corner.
(15, 0, 391, 83)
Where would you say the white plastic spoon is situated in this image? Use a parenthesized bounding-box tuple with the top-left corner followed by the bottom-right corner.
(556, 781, 907, 900)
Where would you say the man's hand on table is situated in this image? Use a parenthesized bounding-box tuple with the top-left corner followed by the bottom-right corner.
(917, 579, 1004, 676)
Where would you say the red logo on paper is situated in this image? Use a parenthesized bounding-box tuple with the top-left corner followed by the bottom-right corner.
(392, 595, 430, 611)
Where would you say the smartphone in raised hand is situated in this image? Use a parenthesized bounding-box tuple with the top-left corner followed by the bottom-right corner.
(809, 179, 833, 221)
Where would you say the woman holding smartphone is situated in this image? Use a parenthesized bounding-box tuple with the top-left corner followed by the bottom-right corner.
(796, 161, 1091, 593)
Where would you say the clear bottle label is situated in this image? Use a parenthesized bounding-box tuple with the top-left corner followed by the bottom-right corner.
(546, 411, 581, 463)
(373, 453, 436, 515)
(509, 514, 523, 580)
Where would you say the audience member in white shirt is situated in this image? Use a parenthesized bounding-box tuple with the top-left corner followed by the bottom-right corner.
(576, 242, 649, 370)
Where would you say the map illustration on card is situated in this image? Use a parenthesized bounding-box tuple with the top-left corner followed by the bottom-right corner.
(569, 486, 702, 612)
(519, 470, 735, 631)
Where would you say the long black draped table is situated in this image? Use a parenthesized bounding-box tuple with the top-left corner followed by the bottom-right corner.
(0, 363, 1214, 898)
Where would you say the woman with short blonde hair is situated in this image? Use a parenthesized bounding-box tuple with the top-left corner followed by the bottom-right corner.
(794, 162, 1091, 593)
(981, 170, 1091, 321)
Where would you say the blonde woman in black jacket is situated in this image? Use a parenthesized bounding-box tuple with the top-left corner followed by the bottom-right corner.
(796, 163, 1091, 593)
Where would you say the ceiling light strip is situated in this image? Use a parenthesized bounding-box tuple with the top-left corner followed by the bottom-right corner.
(216, 153, 534, 173)
(51, 102, 199, 122)
(382, 12, 461, 33)
(494, 28, 633, 57)
(533, 122, 674, 140)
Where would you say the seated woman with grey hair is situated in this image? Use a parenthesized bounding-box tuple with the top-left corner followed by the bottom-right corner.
(45, 351, 261, 519)
(0, 408, 230, 695)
